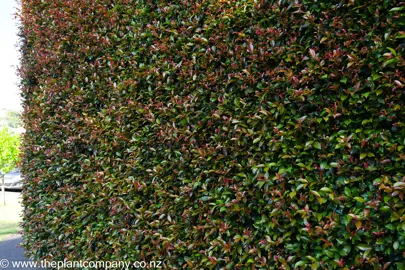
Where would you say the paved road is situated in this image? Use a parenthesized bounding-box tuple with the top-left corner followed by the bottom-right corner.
(0, 192, 44, 269)
(0, 234, 41, 270)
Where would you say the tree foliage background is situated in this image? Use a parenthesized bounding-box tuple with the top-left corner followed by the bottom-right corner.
(0, 127, 20, 174)
(2, 110, 23, 129)
(19, 0, 405, 269)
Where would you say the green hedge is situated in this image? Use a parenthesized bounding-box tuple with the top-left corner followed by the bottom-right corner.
(19, 0, 405, 268)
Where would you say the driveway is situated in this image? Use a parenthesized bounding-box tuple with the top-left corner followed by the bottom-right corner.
(0, 191, 43, 269)
(0, 234, 41, 270)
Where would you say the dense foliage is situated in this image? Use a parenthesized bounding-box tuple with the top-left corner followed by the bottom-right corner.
(19, 0, 405, 268)
(0, 127, 20, 174)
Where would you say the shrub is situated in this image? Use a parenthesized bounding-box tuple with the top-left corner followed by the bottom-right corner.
(19, 0, 405, 268)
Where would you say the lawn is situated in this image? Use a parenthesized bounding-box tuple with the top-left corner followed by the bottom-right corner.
(0, 191, 23, 241)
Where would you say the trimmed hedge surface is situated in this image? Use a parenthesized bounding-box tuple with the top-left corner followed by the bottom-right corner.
(20, 0, 405, 269)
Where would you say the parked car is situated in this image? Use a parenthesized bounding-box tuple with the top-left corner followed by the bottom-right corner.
(1, 170, 22, 191)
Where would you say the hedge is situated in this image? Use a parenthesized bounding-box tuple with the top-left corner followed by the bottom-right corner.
(19, 0, 405, 269)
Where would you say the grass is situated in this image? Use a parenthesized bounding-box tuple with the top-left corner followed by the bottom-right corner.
(0, 191, 23, 241)
(0, 222, 19, 241)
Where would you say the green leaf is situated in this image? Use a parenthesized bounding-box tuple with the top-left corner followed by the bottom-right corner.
(266, 162, 277, 168)
(344, 187, 352, 197)
(226, 262, 235, 270)
(340, 245, 351, 256)
(360, 153, 367, 160)
(294, 261, 307, 267)
(324, 249, 334, 258)
(396, 262, 405, 270)
(313, 141, 322, 150)
(320, 187, 332, 193)
(387, 47, 397, 56)
(330, 162, 339, 168)
(357, 244, 372, 251)
(380, 206, 391, 212)
(389, 7, 405, 12)
(306, 256, 317, 262)
(311, 190, 321, 197)
(383, 58, 398, 67)
(320, 162, 328, 170)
